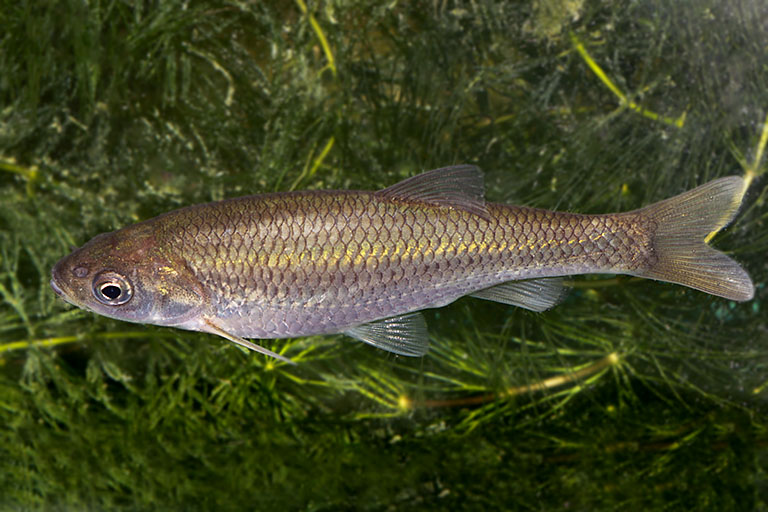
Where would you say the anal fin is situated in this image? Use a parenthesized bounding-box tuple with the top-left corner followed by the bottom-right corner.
(470, 278, 567, 312)
(344, 312, 429, 357)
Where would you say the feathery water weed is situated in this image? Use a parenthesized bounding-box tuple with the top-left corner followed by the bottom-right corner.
(1, 0, 766, 509)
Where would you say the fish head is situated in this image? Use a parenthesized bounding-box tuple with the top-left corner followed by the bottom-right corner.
(51, 222, 207, 328)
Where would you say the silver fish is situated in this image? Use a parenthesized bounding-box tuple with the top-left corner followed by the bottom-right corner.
(51, 166, 754, 363)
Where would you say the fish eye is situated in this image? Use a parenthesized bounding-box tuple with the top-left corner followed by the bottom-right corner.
(92, 272, 133, 306)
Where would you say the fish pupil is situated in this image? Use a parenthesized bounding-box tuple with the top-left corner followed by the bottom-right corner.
(101, 285, 122, 300)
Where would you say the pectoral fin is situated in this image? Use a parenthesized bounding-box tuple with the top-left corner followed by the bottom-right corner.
(203, 318, 296, 365)
(344, 312, 429, 357)
(470, 278, 567, 312)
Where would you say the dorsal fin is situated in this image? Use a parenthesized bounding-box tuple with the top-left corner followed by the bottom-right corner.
(375, 165, 489, 218)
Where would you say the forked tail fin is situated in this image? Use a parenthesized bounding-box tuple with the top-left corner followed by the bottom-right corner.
(634, 176, 754, 301)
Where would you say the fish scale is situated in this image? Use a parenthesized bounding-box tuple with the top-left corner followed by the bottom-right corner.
(51, 165, 754, 363)
(154, 192, 649, 340)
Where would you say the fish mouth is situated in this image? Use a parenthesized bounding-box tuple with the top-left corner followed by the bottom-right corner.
(50, 261, 67, 298)
(50, 265, 79, 307)
(50, 277, 64, 297)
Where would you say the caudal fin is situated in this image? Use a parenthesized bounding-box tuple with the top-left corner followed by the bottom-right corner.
(634, 176, 753, 301)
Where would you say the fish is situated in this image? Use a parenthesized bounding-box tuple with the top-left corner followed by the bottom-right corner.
(51, 166, 754, 363)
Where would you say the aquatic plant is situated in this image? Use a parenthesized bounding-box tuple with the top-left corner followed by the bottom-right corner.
(1, 0, 766, 509)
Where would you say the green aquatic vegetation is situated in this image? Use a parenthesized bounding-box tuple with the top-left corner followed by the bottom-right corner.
(1, 0, 767, 509)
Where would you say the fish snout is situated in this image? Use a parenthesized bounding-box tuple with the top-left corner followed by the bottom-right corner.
(50, 278, 64, 297)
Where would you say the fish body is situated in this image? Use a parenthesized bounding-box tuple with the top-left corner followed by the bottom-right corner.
(51, 166, 754, 362)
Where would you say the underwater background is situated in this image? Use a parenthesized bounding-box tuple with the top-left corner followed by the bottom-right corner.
(1, 0, 767, 510)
